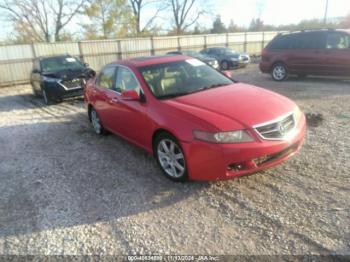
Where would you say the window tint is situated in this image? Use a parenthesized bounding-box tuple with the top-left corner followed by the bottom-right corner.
(268, 35, 295, 49)
(326, 32, 350, 49)
(293, 33, 326, 49)
(115, 67, 140, 93)
(97, 67, 116, 89)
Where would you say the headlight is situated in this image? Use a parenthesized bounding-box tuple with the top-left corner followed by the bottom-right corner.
(43, 76, 58, 82)
(294, 106, 303, 123)
(193, 130, 254, 143)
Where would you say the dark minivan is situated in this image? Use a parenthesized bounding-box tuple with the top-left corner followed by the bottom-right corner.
(260, 29, 350, 81)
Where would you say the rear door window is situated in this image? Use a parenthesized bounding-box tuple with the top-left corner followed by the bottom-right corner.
(293, 33, 326, 49)
(326, 32, 350, 49)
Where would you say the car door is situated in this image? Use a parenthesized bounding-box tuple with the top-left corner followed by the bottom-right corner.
(92, 66, 118, 130)
(287, 32, 326, 75)
(106, 66, 152, 149)
(323, 31, 350, 76)
(31, 59, 42, 93)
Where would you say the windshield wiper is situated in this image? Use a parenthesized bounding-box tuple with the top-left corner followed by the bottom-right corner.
(190, 83, 230, 93)
(157, 83, 230, 100)
(157, 92, 190, 99)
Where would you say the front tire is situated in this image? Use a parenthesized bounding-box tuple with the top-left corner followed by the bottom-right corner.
(89, 107, 106, 135)
(271, 63, 288, 81)
(221, 60, 230, 70)
(154, 133, 188, 182)
(42, 88, 52, 105)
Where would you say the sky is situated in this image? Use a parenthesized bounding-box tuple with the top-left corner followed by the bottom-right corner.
(213, 0, 350, 27)
(0, 0, 349, 41)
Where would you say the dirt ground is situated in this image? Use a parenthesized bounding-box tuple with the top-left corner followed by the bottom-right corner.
(0, 64, 349, 255)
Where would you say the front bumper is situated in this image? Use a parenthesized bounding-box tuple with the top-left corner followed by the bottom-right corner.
(44, 81, 84, 100)
(259, 61, 271, 73)
(181, 114, 306, 181)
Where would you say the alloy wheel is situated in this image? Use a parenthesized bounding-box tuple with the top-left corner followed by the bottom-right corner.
(91, 109, 102, 134)
(157, 138, 185, 179)
(42, 89, 49, 105)
(221, 61, 229, 70)
(272, 64, 287, 81)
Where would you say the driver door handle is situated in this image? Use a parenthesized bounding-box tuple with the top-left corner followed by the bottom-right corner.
(109, 98, 119, 104)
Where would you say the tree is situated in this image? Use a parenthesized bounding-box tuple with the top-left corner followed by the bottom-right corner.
(0, 0, 88, 42)
(83, 0, 132, 39)
(340, 13, 350, 28)
(168, 0, 206, 35)
(249, 18, 264, 31)
(210, 15, 226, 34)
(129, 0, 166, 36)
(227, 19, 239, 33)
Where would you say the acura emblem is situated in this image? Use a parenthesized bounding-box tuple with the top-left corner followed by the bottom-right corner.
(279, 124, 286, 135)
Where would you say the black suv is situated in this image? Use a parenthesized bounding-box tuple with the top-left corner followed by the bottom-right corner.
(30, 55, 95, 104)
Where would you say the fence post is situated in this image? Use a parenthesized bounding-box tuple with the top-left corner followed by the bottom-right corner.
(244, 32, 247, 53)
(31, 42, 36, 59)
(203, 35, 207, 49)
(261, 32, 265, 52)
(225, 33, 229, 47)
(117, 40, 122, 60)
(150, 37, 155, 55)
(177, 36, 181, 51)
(78, 41, 84, 63)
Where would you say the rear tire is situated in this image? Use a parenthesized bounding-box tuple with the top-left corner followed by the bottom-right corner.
(154, 132, 188, 182)
(89, 107, 106, 135)
(271, 63, 288, 81)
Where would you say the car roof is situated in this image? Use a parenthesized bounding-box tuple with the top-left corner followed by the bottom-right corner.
(111, 55, 192, 68)
(279, 28, 349, 37)
(36, 54, 73, 61)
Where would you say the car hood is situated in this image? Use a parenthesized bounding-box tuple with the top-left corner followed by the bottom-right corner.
(42, 68, 92, 80)
(164, 83, 296, 131)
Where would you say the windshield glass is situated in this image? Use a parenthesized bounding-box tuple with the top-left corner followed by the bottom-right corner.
(41, 56, 84, 73)
(138, 59, 233, 99)
(224, 48, 237, 55)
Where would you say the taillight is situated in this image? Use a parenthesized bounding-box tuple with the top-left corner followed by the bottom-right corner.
(261, 49, 270, 62)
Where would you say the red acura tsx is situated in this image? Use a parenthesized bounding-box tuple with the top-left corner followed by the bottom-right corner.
(84, 55, 306, 182)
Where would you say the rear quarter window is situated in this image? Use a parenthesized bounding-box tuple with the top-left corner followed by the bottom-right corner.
(268, 35, 295, 49)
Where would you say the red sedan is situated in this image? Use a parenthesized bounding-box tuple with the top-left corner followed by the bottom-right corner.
(84, 55, 306, 182)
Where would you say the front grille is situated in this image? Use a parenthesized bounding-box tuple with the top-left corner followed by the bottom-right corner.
(59, 78, 85, 90)
(254, 113, 295, 140)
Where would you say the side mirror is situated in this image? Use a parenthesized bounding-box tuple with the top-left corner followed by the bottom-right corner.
(121, 89, 140, 101)
(32, 69, 40, 74)
(84, 62, 89, 67)
(223, 70, 233, 78)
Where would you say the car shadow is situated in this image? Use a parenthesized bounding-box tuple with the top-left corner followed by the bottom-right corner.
(0, 110, 209, 239)
(0, 92, 85, 113)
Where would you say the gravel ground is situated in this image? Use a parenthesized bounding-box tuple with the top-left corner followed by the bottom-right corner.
(0, 64, 349, 255)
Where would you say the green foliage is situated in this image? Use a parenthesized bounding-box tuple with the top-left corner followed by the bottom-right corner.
(83, 0, 134, 39)
(210, 15, 226, 34)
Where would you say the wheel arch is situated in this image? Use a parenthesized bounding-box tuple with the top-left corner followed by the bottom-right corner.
(270, 61, 288, 72)
(152, 128, 179, 156)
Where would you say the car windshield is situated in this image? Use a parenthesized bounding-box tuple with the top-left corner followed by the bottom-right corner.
(138, 59, 233, 99)
(223, 48, 237, 55)
(41, 56, 84, 73)
(183, 51, 205, 58)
